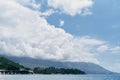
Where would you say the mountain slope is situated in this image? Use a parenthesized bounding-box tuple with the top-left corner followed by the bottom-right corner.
(0, 57, 25, 70)
(7, 56, 113, 74)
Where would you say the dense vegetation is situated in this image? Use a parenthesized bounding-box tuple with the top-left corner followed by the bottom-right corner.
(0, 57, 28, 70)
(34, 67, 85, 74)
(0, 56, 85, 74)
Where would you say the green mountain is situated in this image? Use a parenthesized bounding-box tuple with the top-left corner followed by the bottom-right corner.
(0, 57, 27, 70)
(0, 56, 85, 74)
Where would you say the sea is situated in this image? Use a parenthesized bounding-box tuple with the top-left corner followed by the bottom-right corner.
(0, 74, 120, 80)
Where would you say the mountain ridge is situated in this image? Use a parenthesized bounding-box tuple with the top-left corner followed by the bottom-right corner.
(6, 56, 114, 74)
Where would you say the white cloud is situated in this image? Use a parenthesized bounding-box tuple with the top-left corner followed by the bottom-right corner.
(97, 45, 109, 53)
(0, 0, 120, 65)
(48, 0, 93, 16)
(0, 0, 98, 63)
(110, 46, 120, 53)
(16, 0, 41, 10)
(59, 20, 64, 27)
(39, 9, 56, 17)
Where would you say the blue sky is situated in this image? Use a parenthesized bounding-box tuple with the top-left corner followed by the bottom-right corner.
(0, 0, 120, 72)
(39, 0, 120, 72)
(47, 0, 120, 43)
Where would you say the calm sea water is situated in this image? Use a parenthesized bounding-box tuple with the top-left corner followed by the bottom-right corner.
(0, 74, 120, 80)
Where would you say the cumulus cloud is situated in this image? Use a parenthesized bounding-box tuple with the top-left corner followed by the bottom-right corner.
(39, 9, 56, 17)
(0, 0, 119, 64)
(48, 0, 93, 16)
(17, 0, 41, 10)
(59, 20, 64, 27)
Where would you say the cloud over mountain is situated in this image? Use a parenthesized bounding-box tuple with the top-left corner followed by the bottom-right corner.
(0, 0, 120, 64)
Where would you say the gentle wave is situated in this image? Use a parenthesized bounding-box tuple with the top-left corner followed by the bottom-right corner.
(0, 74, 120, 80)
